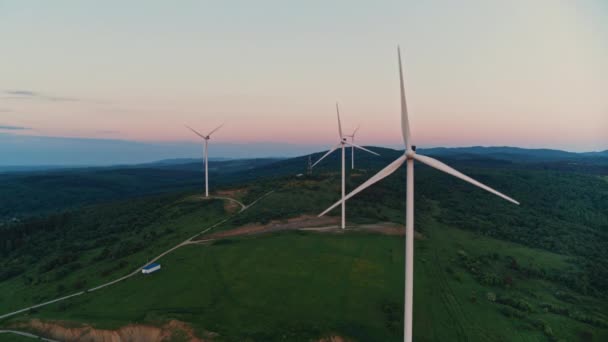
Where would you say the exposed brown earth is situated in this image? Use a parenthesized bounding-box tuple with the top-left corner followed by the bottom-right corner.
(215, 188, 247, 198)
(14, 318, 351, 342)
(195, 214, 422, 243)
(199, 215, 340, 240)
(15, 319, 208, 342)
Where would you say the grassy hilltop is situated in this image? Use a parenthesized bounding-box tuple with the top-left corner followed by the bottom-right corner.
(1, 148, 607, 341)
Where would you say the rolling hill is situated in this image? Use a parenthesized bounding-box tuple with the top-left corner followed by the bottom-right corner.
(0, 147, 607, 341)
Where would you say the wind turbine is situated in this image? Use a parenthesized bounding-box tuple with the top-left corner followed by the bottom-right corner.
(312, 104, 379, 229)
(185, 124, 224, 198)
(319, 48, 519, 342)
(344, 125, 360, 169)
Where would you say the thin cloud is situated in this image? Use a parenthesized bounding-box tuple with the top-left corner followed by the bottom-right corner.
(3, 89, 81, 102)
(5, 90, 38, 96)
(0, 125, 31, 130)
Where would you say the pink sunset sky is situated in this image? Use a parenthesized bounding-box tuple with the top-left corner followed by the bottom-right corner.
(1, 0, 607, 157)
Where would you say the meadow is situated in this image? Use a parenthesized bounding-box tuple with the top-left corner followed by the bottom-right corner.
(9, 222, 607, 341)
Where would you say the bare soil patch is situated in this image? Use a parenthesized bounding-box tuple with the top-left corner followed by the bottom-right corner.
(200, 215, 340, 240)
(15, 319, 209, 342)
(195, 215, 424, 242)
(215, 187, 248, 198)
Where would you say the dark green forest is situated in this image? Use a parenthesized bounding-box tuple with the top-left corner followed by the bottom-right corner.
(0, 158, 279, 220)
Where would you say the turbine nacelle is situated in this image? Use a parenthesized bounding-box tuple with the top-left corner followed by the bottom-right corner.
(185, 124, 224, 141)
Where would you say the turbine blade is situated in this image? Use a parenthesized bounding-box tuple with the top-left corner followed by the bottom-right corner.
(207, 123, 224, 137)
(398, 46, 412, 150)
(352, 125, 360, 136)
(345, 142, 379, 156)
(185, 125, 206, 139)
(311, 143, 341, 168)
(336, 103, 343, 138)
(414, 154, 520, 205)
(319, 155, 407, 216)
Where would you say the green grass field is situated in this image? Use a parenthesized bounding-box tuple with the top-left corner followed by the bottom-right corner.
(18, 232, 403, 341)
(8, 221, 606, 341)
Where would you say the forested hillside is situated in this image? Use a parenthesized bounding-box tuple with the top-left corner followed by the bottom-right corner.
(1, 148, 607, 341)
(0, 158, 278, 220)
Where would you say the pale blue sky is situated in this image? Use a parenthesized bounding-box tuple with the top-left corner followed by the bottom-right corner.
(1, 0, 607, 164)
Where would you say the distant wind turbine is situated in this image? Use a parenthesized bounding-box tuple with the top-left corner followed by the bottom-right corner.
(185, 124, 224, 197)
(344, 125, 360, 169)
(319, 47, 519, 342)
(312, 104, 379, 229)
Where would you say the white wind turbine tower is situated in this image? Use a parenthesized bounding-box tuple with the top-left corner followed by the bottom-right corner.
(185, 124, 224, 198)
(319, 48, 519, 342)
(312, 104, 379, 229)
(344, 125, 360, 169)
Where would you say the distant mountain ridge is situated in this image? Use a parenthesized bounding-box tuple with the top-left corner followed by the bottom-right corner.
(1, 146, 606, 173)
(56, 146, 608, 166)
(417, 146, 608, 163)
(0, 157, 284, 173)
